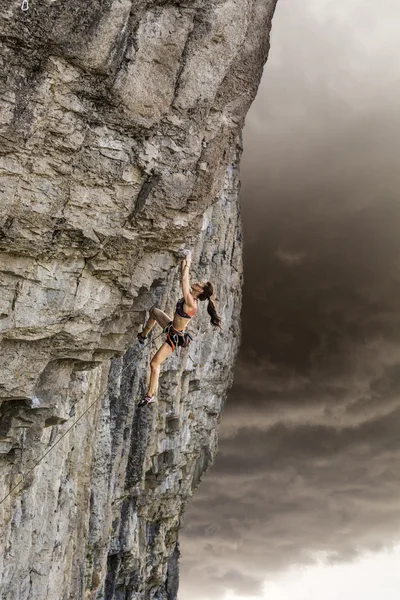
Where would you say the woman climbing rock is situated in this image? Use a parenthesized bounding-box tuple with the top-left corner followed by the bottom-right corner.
(137, 249, 222, 406)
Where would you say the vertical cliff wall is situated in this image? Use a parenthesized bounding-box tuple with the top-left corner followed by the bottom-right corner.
(0, 0, 277, 598)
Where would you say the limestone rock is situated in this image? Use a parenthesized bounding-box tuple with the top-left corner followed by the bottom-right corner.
(0, 0, 277, 597)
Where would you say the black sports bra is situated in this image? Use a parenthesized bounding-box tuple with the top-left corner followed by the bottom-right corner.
(175, 297, 198, 319)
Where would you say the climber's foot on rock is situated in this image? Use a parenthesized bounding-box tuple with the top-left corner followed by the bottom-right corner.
(138, 395, 156, 407)
(137, 332, 147, 345)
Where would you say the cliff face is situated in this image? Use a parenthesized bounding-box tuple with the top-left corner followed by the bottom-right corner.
(0, 0, 277, 598)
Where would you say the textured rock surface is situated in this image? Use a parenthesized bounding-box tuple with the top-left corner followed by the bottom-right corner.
(0, 0, 277, 597)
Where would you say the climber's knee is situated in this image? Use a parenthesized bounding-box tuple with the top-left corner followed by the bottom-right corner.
(150, 358, 160, 370)
(149, 306, 158, 319)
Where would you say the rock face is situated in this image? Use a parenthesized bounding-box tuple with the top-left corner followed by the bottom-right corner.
(0, 0, 277, 598)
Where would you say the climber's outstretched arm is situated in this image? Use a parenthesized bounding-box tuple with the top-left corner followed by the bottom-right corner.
(181, 250, 193, 304)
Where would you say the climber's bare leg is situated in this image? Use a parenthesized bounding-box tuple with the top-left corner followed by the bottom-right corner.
(142, 307, 172, 338)
(147, 342, 174, 397)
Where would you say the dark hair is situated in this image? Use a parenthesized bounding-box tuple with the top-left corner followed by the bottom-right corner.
(198, 281, 222, 328)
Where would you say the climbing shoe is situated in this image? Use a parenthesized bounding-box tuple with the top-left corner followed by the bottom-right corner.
(137, 332, 147, 345)
(138, 395, 156, 407)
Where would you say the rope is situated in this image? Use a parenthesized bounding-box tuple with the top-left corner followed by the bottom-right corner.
(0, 392, 107, 506)
(0, 328, 167, 507)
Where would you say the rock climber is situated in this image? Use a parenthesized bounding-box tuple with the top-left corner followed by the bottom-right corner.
(137, 249, 222, 406)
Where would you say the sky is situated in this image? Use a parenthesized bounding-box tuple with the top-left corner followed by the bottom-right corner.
(179, 0, 400, 598)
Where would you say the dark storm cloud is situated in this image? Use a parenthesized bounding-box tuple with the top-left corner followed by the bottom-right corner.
(181, 410, 400, 597)
(180, 0, 400, 597)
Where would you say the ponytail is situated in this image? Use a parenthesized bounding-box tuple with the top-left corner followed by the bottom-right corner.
(198, 281, 222, 328)
(207, 297, 222, 328)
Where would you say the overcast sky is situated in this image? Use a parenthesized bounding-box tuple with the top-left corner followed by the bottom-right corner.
(179, 0, 400, 598)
